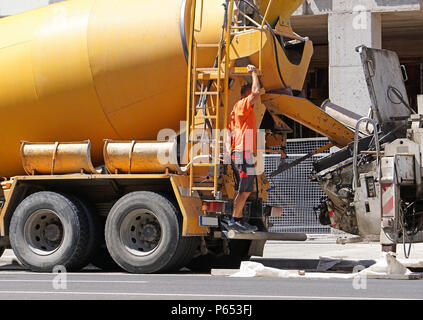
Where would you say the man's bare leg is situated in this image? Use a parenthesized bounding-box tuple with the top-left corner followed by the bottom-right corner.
(228, 191, 257, 232)
(232, 192, 251, 219)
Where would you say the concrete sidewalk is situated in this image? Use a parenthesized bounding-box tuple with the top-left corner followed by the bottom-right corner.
(0, 249, 22, 270)
(252, 237, 423, 272)
(1, 237, 423, 272)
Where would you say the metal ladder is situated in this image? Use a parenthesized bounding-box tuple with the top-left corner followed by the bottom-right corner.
(185, 0, 265, 196)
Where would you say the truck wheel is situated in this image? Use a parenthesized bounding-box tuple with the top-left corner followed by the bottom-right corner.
(105, 191, 198, 273)
(65, 195, 102, 271)
(89, 215, 123, 272)
(90, 245, 123, 271)
(9, 191, 90, 272)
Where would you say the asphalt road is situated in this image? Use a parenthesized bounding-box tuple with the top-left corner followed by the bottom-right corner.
(0, 270, 421, 300)
(1, 241, 422, 303)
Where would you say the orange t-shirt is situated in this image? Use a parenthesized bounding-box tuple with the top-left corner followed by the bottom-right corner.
(228, 95, 257, 154)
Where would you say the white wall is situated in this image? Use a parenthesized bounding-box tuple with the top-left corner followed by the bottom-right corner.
(0, 0, 64, 16)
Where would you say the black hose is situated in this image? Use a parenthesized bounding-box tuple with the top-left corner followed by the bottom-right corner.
(387, 85, 416, 115)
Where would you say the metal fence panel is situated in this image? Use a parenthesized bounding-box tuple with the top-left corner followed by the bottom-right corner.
(264, 138, 332, 234)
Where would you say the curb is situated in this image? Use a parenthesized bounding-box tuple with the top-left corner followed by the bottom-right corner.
(250, 257, 377, 272)
(0, 258, 26, 270)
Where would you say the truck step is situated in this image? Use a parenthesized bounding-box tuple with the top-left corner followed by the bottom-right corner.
(222, 230, 307, 241)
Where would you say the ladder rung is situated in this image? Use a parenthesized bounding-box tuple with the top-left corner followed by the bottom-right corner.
(196, 68, 219, 72)
(230, 67, 262, 76)
(188, 139, 224, 143)
(196, 43, 220, 48)
(197, 73, 225, 80)
(194, 91, 219, 96)
(231, 26, 259, 30)
(191, 187, 215, 191)
(196, 106, 222, 109)
(192, 163, 218, 167)
(196, 115, 217, 119)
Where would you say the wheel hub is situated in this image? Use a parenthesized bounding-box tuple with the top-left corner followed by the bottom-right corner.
(140, 223, 159, 242)
(120, 209, 162, 256)
(44, 224, 62, 242)
(24, 209, 64, 256)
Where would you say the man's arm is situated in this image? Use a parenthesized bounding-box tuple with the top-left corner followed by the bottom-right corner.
(247, 64, 260, 105)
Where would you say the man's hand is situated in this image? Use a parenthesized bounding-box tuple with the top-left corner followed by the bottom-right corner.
(247, 65, 260, 105)
(247, 64, 257, 74)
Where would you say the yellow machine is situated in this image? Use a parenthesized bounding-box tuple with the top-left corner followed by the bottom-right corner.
(0, 0, 355, 273)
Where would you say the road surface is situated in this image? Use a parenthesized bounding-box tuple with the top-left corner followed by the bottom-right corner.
(0, 270, 421, 300)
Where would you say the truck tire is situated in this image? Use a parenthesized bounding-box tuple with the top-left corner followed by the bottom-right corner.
(65, 195, 102, 271)
(105, 191, 198, 273)
(9, 191, 91, 272)
(89, 216, 123, 271)
(90, 245, 123, 271)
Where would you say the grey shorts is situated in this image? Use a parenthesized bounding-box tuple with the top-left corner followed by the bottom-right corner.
(231, 152, 256, 193)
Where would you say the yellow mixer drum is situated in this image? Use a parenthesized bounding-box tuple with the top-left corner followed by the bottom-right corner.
(0, 0, 223, 177)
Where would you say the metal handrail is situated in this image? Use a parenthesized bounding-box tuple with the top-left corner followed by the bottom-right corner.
(259, 0, 273, 73)
(194, 0, 204, 32)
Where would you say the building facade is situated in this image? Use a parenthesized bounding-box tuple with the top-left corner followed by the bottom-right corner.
(292, 0, 423, 119)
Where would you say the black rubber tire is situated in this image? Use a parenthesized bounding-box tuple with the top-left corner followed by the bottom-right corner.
(66, 200, 123, 272)
(0, 247, 4, 259)
(105, 191, 198, 274)
(9, 191, 91, 272)
(159, 198, 200, 273)
(187, 239, 251, 272)
(90, 245, 124, 271)
(65, 195, 103, 271)
(89, 215, 123, 272)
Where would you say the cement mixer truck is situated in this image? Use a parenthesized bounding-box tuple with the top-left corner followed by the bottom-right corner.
(0, 0, 419, 274)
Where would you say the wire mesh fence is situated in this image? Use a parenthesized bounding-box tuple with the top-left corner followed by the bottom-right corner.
(264, 138, 333, 234)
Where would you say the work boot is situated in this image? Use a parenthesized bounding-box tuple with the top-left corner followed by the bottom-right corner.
(242, 220, 258, 232)
(227, 219, 257, 233)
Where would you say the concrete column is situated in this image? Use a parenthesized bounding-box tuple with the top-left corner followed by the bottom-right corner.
(328, 7, 382, 117)
(418, 95, 423, 115)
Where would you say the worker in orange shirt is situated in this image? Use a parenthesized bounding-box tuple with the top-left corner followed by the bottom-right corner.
(226, 64, 260, 233)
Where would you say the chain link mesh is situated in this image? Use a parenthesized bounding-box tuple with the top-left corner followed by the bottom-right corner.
(264, 138, 333, 234)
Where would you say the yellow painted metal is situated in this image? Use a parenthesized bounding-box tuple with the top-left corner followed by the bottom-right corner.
(229, 29, 313, 91)
(259, 0, 274, 72)
(186, 0, 234, 196)
(169, 175, 207, 236)
(12, 173, 170, 181)
(0, 178, 18, 235)
(262, 94, 355, 148)
(0, 0, 223, 178)
(229, 30, 266, 61)
(20, 140, 97, 175)
(252, 31, 313, 91)
(255, 0, 305, 25)
(103, 140, 181, 174)
(0, 0, 311, 178)
(0, 173, 171, 236)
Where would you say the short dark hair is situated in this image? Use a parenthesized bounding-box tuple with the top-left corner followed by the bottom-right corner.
(241, 84, 251, 97)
